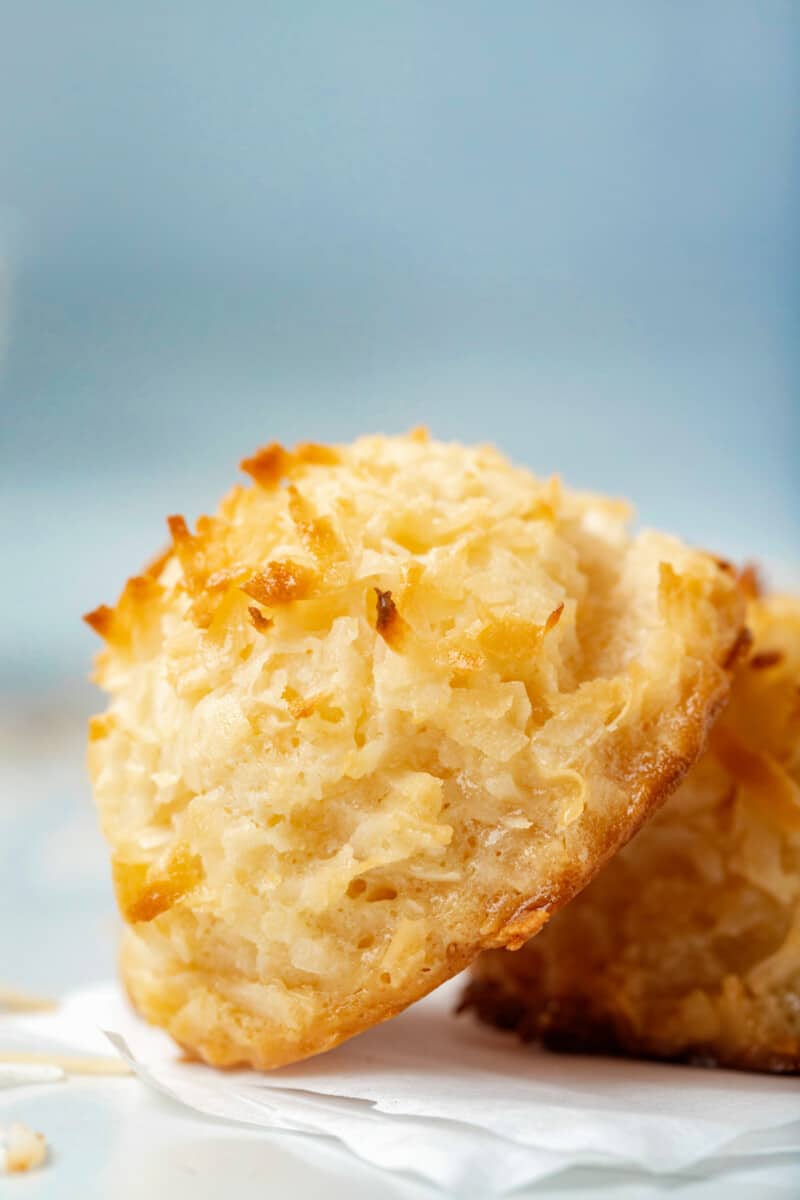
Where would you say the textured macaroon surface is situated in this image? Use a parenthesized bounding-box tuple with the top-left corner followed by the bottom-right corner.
(464, 588, 800, 1073)
(86, 433, 743, 1068)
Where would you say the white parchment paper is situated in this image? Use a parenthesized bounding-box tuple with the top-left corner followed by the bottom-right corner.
(3, 980, 799, 1193)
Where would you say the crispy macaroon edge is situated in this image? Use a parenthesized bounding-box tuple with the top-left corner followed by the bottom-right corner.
(457, 975, 800, 1074)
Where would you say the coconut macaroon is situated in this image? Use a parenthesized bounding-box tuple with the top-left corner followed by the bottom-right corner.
(85, 432, 743, 1069)
(463, 588, 800, 1073)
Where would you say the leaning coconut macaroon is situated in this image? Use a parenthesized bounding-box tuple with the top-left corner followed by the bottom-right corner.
(462, 586, 800, 1074)
(86, 432, 744, 1069)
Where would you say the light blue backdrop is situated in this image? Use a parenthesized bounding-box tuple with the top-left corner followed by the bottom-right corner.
(1, 1, 798, 696)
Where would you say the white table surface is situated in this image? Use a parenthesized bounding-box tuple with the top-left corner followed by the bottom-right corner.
(1, 711, 798, 1199)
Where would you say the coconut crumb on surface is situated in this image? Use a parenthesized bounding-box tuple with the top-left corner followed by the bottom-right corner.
(4, 1122, 48, 1173)
(0, 1052, 131, 1077)
(0, 987, 58, 1013)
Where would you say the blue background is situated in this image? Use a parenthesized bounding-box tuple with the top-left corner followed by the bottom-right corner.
(1, 0, 798, 698)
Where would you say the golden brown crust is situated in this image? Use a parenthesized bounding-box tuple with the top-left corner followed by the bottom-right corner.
(458, 974, 795, 1072)
(460, 976, 800, 1074)
(481, 654, 732, 949)
(120, 930, 480, 1070)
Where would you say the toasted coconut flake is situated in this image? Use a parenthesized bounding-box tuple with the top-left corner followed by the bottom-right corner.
(83, 605, 114, 638)
(374, 588, 409, 650)
(4, 1123, 47, 1173)
(247, 606, 273, 633)
(490, 904, 550, 951)
(242, 560, 317, 607)
(723, 626, 754, 670)
(240, 442, 291, 487)
(477, 615, 544, 672)
(167, 514, 203, 591)
(112, 849, 203, 924)
(738, 563, 763, 600)
(287, 486, 343, 565)
(750, 650, 785, 670)
(545, 602, 565, 634)
(710, 724, 800, 833)
(167, 514, 191, 544)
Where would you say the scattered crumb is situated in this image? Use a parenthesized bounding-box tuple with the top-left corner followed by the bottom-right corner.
(4, 1122, 48, 1173)
(0, 987, 57, 1013)
(0, 1063, 65, 1087)
(0, 1053, 131, 1077)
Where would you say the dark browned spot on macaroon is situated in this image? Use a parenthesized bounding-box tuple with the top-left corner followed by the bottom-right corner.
(242, 560, 317, 606)
(374, 588, 408, 650)
(456, 978, 531, 1033)
(738, 563, 763, 600)
(750, 649, 784, 670)
(723, 626, 753, 670)
(247, 606, 273, 633)
(167, 514, 191, 544)
(240, 442, 292, 488)
(112, 850, 203, 925)
(545, 602, 564, 633)
(83, 604, 114, 638)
